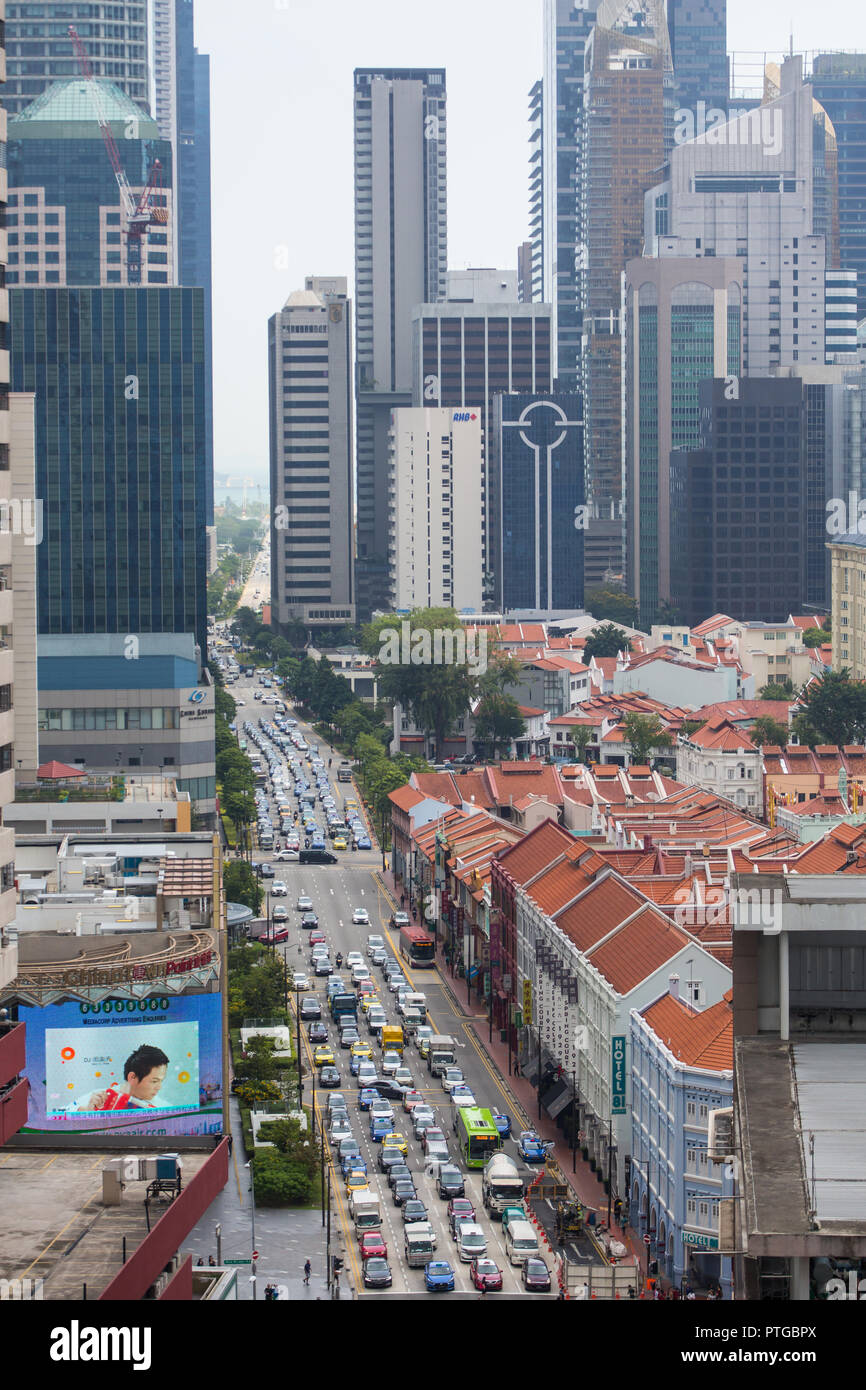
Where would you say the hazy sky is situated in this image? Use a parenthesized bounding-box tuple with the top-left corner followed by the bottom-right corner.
(193, 0, 862, 483)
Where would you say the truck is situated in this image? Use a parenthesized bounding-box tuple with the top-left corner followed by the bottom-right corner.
(404, 1224, 436, 1268)
(398, 992, 427, 1021)
(381, 1024, 404, 1056)
(330, 992, 358, 1024)
(337, 763, 353, 783)
(349, 1191, 382, 1234)
(402, 1006, 425, 1038)
(426, 1035, 458, 1077)
(482, 1153, 525, 1217)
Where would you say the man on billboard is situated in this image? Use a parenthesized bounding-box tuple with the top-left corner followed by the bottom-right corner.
(65, 1044, 170, 1112)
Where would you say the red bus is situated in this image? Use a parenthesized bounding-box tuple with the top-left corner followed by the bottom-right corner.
(399, 923, 436, 968)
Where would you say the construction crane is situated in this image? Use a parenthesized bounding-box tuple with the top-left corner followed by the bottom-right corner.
(68, 25, 168, 284)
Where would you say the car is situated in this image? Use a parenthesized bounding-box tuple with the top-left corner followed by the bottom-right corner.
(258, 864, 275, 879)
(320, 1066, 341, 1088)
(308, 930, 327, 946)
(401, 1197, 430, 1226)
(366, 934, 385, 953)
(369, 947, 387, 966)
(314, 1045, 336, 1068)
(301, 913, 319, 930)
(370, 1116, 392, 1142)
(263, 926, 289, 945)
(447, 1198, 476, 1235)
(424, 1262, 455, 1293)
(314, 958, 333, 977)
(308, 1021, 329, 1043)
(358, 987, 378, 1008)
(387, 975, 407, 994)
(402, 1089, 425, 1113)
(326, 1092, 348, 1113)
(412, 1107, 436, 1139)
(296, 895, 313, 912)
(349, 1054, 367, 1077)
(333, 837, 348, 852)
(380, 1050, 401, 1077)
(359, 1231, 388, 1261)
(356, 1062, 378, 1088)
(441, 1067, 465, 1095)
(351, 1040, 373, 1060)
(271, 881, 287, 897)
(345, 1169, 369, 1195)
(358, 1087, 379, 1111)
(437, 1165, 465, 1199)
(470, 1257, 503, 1291)
(422, 1126, 448, 1155)
(522, 1257, 552, 1292)
(392, 1179, 417, 1207)
(367, 1078, 406, 1101)
(346, 951, 364, 969)
(385, 1162, 412, 1189)
(292, 972, 311, 991)
(415, 1026, 434, 1054)
(366, 1010, 388, 1035)
(339, 1028, 359, 1050)
(451, 1085, 476, 1106)
(329, 1120, 353, 1146)
(300, 997, 322, 1021)
(378, 1147, 406, 1175)
(394, 1068, 414, 1090)
(456, 1224, 487, 1263)
(382, 1131, 408, 1156)
(356, 836, 372, 851)
(390, 911, 410, 929)
(351, 966, 372, 987)
(517, 1130, 549, 1164)
(369, 1097, 395, 1122)
(362, 1257, 393, 1289)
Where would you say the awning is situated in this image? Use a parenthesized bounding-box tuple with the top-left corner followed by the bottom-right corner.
(541, 1078, 572, 1119)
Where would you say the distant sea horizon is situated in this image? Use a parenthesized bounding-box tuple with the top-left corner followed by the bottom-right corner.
(213, 480, 270, 509)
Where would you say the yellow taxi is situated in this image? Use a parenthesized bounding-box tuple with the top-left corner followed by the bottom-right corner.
(357, 980, 377, 1000)
(359, 994, 381, 1015)
(345, 1169, 369, 1195)
(382, 1132, 408, 1156)
(333, 836, 348, 852)
(313, 1045, 336, 1068)
(350, 1040, 373, 1060)
(344, 799, 358, 814)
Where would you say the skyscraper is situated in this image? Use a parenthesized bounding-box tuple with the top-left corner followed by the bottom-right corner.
(7, 81, 173, 287)
(493, 393, 585, 612)
(667, 0, 728, 119)
(528, 78, 544, 305)
(269, 282, 355, 633)
(353, 68, 448, 618)
(4, 2, 149, 116)
(581, 0, 673, 581)
(811, 54, 866, 319)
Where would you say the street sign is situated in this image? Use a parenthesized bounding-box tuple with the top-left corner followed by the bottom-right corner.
(252, 1250, 260, 1261)
(224, 1258, 252, 1266)
(644, 1234, 651, 1246)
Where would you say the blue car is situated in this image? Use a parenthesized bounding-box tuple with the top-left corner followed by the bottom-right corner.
(370, 1116, 392, 1142)
(359, 1087, 379, 1111)
(356, 836, 372, 851)
(491, 1109, 512, 1140)
(340, 1154, 367, 1177)
(517, 1130, 548, 1163)
(425, 1261, 455, 1292)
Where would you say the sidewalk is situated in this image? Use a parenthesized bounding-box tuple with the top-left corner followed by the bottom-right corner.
(377, 865, 649, 1279)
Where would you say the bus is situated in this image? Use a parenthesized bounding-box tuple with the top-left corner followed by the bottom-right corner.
(453, 1107, 502, 1168)
(399, 923, 436, 969)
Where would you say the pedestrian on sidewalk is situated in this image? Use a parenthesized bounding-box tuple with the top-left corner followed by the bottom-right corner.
(303, 1259, 312, 1285)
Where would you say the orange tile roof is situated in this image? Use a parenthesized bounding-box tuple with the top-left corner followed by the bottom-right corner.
(388, 785, 428, 813)
(689, 700, 792, 725)
(691, 614, 735, 637)
(555, 874, 648, 954)
(410, 772, 462, 806)
(586, 904, 692, 995)
(494, 819, 575, 884)
(484, 762, 564, 808)
(641, 991, 733, 1070)
(688, 719, 758, 753)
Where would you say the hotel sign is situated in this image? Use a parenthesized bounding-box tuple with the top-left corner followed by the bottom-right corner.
(682, 1230, 719, 1250)
(611, 1035, 627, 1113)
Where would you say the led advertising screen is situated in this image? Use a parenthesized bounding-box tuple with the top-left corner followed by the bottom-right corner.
(19, 995, 223, 1137)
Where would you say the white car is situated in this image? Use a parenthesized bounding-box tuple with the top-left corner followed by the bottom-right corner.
(352, 908, 370, 926)
(441, 1067, 465, 1094)
(346, 951, 364, 969)
(394, 1067, 414, 1089)
(271, 881, 287, 896)
(381, 1050, 401, 1077)
(292, 973, 311, 991)
(366, 935, 385, 954)
(297, 895, 313, 912)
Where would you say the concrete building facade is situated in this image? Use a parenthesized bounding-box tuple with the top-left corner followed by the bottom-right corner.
(4, 1, 149, 116)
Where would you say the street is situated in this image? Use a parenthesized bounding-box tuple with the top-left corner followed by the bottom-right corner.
(225, 670, 560, 1299)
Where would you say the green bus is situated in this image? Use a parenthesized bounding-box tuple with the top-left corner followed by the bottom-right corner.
(453, 1106, 502, 1168)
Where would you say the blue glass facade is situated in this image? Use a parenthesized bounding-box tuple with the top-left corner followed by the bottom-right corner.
(10, 286, 208, 655)
(494, 392, 584, 611)
(811, 55, 866, 320)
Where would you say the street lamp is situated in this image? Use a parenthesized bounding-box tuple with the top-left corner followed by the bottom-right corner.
(245, 1160, 257, 1301)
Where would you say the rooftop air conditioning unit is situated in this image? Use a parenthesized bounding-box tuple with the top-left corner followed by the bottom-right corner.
(708, 1107, 734, 1163)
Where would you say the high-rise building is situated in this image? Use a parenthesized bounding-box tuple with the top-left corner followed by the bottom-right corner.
(268, 283, 355, 633)
(581, 0, 673, 581)
(353, 68, 448, 618)
(4, 1, 149, 116)
(528, 77, 544, 305)
(541, 0, 596, 392)
(667, 0, 728, 119)
(670, 378, 807, 626)
(492, 393, 584, 612)
(624, 257, 743, 624)
(7, 81, 174, 287)
(517, 242, 534, 303)
(811, 53, 866, 319)
(10, 287, 208, 655)
(388, 407, 483, 613)
(151, 0, 214, 519)
(411, 300, 553, 606)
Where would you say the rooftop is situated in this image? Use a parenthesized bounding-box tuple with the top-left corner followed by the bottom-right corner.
(11, 79, 159, 138)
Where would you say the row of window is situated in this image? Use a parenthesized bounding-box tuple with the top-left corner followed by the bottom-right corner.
(39, 707, 181, 731)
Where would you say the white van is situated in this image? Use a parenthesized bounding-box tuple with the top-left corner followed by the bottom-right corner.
(504, 1219, 541, 1266)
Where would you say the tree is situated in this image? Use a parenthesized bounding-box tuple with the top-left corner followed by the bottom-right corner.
(224, 860, 263, 913)
(568, 725, 594, 764)
(582, 623, 633, 662)
(750, 717, 789, 748)
(251, 1147, 315, 1206)
(622, 712, 673, 765)
(474, 693, 526, 758)
(680, 719, 704, 739)
(803, 626, 830, 649)
(759, 679, 794, 700)
(232, 606, 261, 641)
(585, 588, 639, 626)
(234, 1035, 279, 1086)
(797, 670, 866, 745)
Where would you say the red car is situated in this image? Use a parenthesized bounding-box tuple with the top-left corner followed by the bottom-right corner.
(263, 926, 289, 944)
(447, 1197, 475, 1235)
(470, 1258, 503, 1291)
(359, 1230, 388, 1260)
(309, 931, 327, 946)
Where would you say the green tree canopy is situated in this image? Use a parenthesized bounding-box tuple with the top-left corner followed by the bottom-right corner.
(803, 626, 830, 649)
(568, 725, 594, 764)
(224, 860, 263, 913)
(797, 670, 866, 745)
(582, 623, 633, 662)
(474, 692, 525, 758)
(622, 712, 673, 764)
(749, 717, 790, 748)
(758, 679, 795, 700)
(585, 588, 639, 626)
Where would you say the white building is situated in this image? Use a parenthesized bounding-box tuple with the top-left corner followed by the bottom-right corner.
(388, 407, 483, 612)
(676, 719, 763, 812)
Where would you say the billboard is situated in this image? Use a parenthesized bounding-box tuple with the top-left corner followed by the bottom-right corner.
(19, 995, 223, 1137)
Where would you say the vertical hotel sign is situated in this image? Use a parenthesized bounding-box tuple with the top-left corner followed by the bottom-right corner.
(523, 979, 533, 1027)
(490, 914, 502, 995)
(611, 1035, 627, 1113)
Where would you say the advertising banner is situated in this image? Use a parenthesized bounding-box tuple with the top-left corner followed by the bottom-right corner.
(19, 995, 223, 1137)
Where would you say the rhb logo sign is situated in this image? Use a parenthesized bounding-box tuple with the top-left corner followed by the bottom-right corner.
(452, 412, 477, 423)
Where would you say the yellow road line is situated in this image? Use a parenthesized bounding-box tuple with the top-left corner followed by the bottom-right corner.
(18, 1190, 102, 1279)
